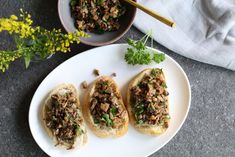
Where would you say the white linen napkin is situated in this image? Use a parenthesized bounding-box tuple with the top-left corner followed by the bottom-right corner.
(134, 0, 235, 70)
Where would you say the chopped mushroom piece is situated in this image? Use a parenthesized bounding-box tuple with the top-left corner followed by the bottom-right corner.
(81, 81, 88, 89)
(93, 69, 100, 76)
(100, 103, 110, 112)
(111, 72, 117, 77)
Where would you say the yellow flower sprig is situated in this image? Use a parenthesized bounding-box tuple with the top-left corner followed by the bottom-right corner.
(0, 9, 88, 72)
(0, 9, 34, 38)
(0, 51, 22, 72)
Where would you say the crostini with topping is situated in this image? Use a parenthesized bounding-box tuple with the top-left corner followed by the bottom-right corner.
(42, 84, 87, 149)
(127, 68, 170, 135)
(83, 76, 129, 138)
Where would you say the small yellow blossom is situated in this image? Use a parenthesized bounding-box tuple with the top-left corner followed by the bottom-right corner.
(10, 15, 18, 20)
(65, 40, 69, 47)
(0, 9, 89, 72)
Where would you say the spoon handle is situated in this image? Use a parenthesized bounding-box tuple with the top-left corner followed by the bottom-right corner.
(123, 0, 176, 27)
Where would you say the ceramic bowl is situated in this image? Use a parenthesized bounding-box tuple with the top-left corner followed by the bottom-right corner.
(58, 0, 136, 46)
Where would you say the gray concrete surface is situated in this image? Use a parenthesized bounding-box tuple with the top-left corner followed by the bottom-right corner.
(0, 0, 235, 156)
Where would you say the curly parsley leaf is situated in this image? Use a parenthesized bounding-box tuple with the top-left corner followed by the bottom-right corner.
(153, 53, 165, 64)
(125, 48, 151, 65)
(125, 33, 165, 65)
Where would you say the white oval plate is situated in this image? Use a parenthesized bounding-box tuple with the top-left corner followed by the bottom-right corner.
(29, 44, 191, 157)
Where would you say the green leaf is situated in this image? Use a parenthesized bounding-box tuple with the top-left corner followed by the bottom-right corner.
(127, 38, 136, 47)
(101, 90, 110, 94)
(134, 103, 145, 116)
(110, 107, 118, 116)
(75, 125, 84, 134)
(135, 107, 144, 115)
(70, 0, 77, 7)
(137, 120, 144, 124)
(150, 68, 162, 76)
(52, 116, 57, 121)
(150, 68, 157, 76)
(100, 81, 108, 86)
(161, 82, 167, 88)
(24, 53, 31, 68)
(101, 113, 113, 126)
(135, 41, 145, 50)
(97, 0, 106, 5)
(124, 34, 166, 66)
(124, 48, 151, 65)
(94, 118, 100, 124)
(153, 53, 165, 64)
(0, 50, 22, 72)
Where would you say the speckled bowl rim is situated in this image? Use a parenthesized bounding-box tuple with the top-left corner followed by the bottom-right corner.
(58, 0, 136, 46)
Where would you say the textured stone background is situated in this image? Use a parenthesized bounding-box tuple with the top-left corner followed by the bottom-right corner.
(0, 0, 235, 157)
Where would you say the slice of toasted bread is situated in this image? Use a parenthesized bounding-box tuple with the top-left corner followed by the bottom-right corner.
(42, 84, 87, 149)
(83, 76, 129, 138)
(127, 68, 170, 135)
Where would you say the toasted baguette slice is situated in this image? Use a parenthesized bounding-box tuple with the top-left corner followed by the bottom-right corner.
(127, 68, 170, 135)
(83, 76, 129, 138)
(42, 84, 87, 149)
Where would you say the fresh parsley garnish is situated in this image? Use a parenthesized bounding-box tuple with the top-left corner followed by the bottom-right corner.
(70, 0, 77, 9)
(151, 68, 160, 76)
(110, 107, 118, 116)
(75, 125, 84, 135)
(153, 53, 165, 63)
(97, 0, 106, 5)
(94, 118, 100, 124)
(101, 113, 113, 126)
(125, 33, 165, 65)
(161, 82, 167, 88)
(138, 120, 144, 124)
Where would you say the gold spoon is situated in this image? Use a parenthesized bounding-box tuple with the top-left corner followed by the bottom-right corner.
(123, 0, 176, 28)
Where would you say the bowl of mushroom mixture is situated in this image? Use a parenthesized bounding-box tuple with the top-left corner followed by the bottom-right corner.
(58, 0, 136, 46)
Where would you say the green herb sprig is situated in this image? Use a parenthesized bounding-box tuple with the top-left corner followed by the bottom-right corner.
(124, 32, 165, 65)
(0, 9, 88, 72)
(101, 113, 113, 126)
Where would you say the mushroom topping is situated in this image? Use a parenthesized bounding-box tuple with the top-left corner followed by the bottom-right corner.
(44, 90, 84, 149)
(90, 78, 125, 128)
(130, 69, 170, 127)
(70, 0, 126, 33)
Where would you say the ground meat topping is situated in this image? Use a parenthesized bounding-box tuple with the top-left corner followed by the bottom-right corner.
(130, 69, 170, 127)
(70, 0, 126, 33)
(44, 89, 84, 149)
(90, 78, 126, 129)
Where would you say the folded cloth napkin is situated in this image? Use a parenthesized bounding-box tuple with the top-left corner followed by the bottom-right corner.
(134, 0, 235, 70)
